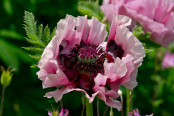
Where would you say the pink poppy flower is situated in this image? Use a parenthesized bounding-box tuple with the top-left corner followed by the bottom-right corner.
(162, 51, 174, 68)
(129, 108, 153, 116)
(101, 0, 174, 46)
(37, 14, 145, 110)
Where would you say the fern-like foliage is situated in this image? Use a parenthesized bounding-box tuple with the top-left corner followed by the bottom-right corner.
(23, 11, 56, 68)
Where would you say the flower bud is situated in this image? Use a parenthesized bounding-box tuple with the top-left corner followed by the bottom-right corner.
(118, 89, 122, 96)
(0, 66, 15, 87)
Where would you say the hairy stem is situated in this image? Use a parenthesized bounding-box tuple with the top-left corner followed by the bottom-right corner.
(126, 89, 133, 116)
(129, 90, 133, 112)
(81, 94, 86, 116)
(126, 89, 130, 116)
(86, 98, 93, 116)
(120, 95, 123, 116)
(97, 99, 100, 116)
(103, 106, 108, 116)
(110, 107, 113, 116)
(0, 87, 5, 116)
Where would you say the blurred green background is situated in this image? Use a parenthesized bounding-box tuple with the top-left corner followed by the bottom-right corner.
(0, 0, 174, 116)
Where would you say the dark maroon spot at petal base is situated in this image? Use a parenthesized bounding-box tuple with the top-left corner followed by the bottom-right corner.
(107, 40, 124, 59)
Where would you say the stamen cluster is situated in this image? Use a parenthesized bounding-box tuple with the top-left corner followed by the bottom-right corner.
(68, 41, 106, 74)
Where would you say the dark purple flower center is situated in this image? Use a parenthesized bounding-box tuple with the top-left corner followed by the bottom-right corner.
(65, 41, 106, 74)
(58, 41, 106, 95)
(58, 40, 124, 95)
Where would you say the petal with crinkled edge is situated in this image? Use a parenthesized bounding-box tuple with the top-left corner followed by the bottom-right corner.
(37, 60, 58, 81)
(38, 36, 59, 68)
(122, 55, 137, 89)
(101, 0, 174, 46)
(87, 17, 107, 44)
(115, 25, 145, 68)
(119, 4, 174, 47)
(107, 15, 131, 42)
(57, 15, 80, 54)
(76, 16, 107, 45)
(93, 73, 122, 110)
(104, 58, 127, 83)
(104, 54, 135, 90)
(96, 91, 122, 110)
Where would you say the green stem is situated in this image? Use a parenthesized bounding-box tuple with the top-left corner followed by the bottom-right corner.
(103, 106, 108, 116)
(0, 87, 5, 116)
(129, 90, 133, 112)
(126, 89, 133, 116)
(97, 99, 99, 116)
(126, 89, 130, 116)
(86, 97, 93, 116)
(81, 94, 86, 116)
(110, 107, 113, 116)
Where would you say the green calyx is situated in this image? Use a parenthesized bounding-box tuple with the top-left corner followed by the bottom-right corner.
(0, 66, 15, 87)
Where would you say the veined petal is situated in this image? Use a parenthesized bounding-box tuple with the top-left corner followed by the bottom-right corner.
(115, 25, 145, 68)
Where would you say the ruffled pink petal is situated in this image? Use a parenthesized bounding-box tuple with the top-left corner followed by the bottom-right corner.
(75, 16, 107, 45)
(37, 60, 70, 89)
(38, 36, 59, 68)
(101, 0, 174, 46)
(105, 54, 135, 90)
(43, 74, 69, 89)
(57, 15, 80, 54)
(96, 91, 122, 110)
(59, 109, 69, 116)
(45, 85, 74, 102)
(101, 4, 116, 21)
(87, 17, 107, 45)
(75, 16, 90, 44)
(104, 58, 127, 82)
(94, 73, 119, 98)
(37, 60, 58, 81)
(122, 55, 137, 89)
(45, 85, 96, 103)
(123, 69, 138, 90)
(115, 25, 145, 68)
(107, 15, 131, 42)
(93, 73, 122, 110)
(59, 15, 107, 53)
(162, 51, 174, 68)
(119, 5, 174, 46)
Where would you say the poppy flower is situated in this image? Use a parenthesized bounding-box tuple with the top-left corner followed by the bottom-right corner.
(37, 15, 145, 110)
(101, 0, 174, 46)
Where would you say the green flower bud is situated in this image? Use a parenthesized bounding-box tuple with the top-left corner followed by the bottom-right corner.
(0, 66, 15, 87)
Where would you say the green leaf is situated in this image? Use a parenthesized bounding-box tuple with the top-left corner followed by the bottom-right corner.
(37, 24, 43, 40)
(167, 68, 174, 86)
(153, 99, 163, 107)
(25, 38, 46, 48)
(3, 0, 13, 16)
(22, 47, 44, 52)
(0, 39, 19, 70)
(145, 48, 154, 53)
(42, 25, 50, 44)
(0, 39, 32, 71)
(29, 55, 41, 60)
(23, 11, 57, 67)
(78, 1, 104, 21)
(26, 32, 38, 41)
(0, 29, 23, 40)
(24, 11, 37, 35)
(30, 64, 38, 68)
